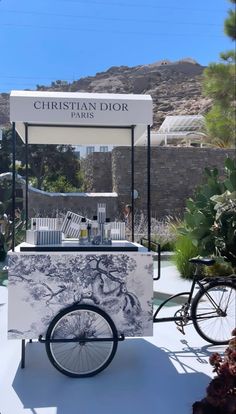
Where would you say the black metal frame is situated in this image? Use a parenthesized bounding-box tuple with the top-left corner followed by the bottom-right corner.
(11, 120, 152, 369)
(140, 237, 161, 280)
(12, 122, 16, 250)
(12, 122, 152, 251)
(131, 125, 135, 242)
(153, 279, 198, 324)
(152, 265, 223, 325)
(38, 334, 125, 344)
(25, 123, 29, 229)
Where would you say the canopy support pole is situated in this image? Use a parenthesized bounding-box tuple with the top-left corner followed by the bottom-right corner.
(24, 123, 29, 229)
(131, 125, 135, 242)
(147, 125, 151, 251)
(12, 122, 16, 252)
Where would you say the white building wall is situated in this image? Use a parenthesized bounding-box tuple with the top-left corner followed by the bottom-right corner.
(74, 145, 114, 158)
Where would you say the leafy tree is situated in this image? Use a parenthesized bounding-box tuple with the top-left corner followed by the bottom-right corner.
(2, 126, 84, 192)
(204, 105, 235, 148)
(19, 144, 83, 191)
(203, 63, 235, 105)
(44, 145, 83, 190)
(43, 175, 78, 193)
(0, 128, 12, 173)
(224, 0, 236, 40)
(203, 0, 236, 148)
(0, 180, 25, 260)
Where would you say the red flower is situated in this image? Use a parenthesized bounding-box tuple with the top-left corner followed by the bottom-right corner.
(209, 352, 222, 367)
(192, 328, 236, 413)
(219, 362, 231, 376)
(228, 337, 236, 351)
(206, 377, 232, 407)
(228, 364, 236, 377)
(231, 328, 236, 337)
(227, 350, 236, 366)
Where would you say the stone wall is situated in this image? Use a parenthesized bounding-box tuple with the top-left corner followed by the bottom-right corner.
(8, 147, 234, 221)
(83, 152, 112, 192)
(28, 190, 119, 220)
(111, 147, 235, 218)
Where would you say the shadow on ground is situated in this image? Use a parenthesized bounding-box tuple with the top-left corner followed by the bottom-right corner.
(12, 338, 211, 414)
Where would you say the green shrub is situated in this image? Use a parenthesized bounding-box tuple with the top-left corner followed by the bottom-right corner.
(211, 190, 236, 268)
(150, 217, 179, 251)
(150, 235, 176, 252)
(204, 259, 234, 277)
(178, 157, 236, 272)
(174, 234, 199, 279)
(0, 263, 7, 286)
(0, 180, 25, 259)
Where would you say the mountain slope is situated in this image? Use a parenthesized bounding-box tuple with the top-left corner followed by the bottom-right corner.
(0, 58, 211, 129)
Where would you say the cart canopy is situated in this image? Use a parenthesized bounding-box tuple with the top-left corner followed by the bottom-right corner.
(10, 91, 153, 146)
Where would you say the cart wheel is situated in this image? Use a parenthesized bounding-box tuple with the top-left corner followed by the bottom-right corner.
(45, 304, 118, 377)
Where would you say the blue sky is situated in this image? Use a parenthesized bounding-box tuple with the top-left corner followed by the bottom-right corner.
(0, 0, 233, 92)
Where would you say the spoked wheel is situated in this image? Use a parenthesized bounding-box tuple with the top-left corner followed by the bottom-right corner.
(45, 304, 118, 377)
(191, 281, 236, 345)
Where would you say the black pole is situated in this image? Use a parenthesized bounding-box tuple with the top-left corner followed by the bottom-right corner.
(147, 125, 151, 251)
(12, 122, 16, 251)
(25, 123, 29, 229)
(131, 125, 135, 242)
(21, 339, 25, 368)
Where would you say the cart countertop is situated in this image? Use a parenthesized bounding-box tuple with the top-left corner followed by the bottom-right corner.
(12, 240, 148, 253)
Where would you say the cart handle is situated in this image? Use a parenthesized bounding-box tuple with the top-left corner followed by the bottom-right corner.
(140, 238, 161, 280)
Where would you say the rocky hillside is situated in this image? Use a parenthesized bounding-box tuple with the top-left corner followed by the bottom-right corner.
(0, 58, 212, 129)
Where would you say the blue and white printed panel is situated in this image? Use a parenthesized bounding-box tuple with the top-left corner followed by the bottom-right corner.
(8, 252, 153, 339)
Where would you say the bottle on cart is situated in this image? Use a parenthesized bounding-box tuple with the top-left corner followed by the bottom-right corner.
(79, 218, 88, 244)
(104, 218, 112, 244)
(87, 222, 91, 243)
(91, 216, 100, 244)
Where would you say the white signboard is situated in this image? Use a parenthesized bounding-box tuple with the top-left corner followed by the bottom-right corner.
(10, 91, 153, 126)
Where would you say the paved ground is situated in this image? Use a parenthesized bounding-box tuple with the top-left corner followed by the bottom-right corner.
(0, 264, 224, 414)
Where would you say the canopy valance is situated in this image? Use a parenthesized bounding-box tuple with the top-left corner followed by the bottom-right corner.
(10, 91, 153, 146)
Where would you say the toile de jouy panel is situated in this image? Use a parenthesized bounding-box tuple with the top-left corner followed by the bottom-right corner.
(8, 252, 153, 339)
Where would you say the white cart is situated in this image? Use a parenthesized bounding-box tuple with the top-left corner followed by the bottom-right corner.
(9, 90, 156, 377)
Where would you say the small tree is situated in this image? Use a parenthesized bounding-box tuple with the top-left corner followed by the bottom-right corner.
(211, 190, 236, 267)
(0, 180, 25, 261)
(178, 158, 236, 275)
(224, 0, 236, 40)
(203, 0, 236, 148)
(1, 125, 83, 191)
(0, 129, 12, 173)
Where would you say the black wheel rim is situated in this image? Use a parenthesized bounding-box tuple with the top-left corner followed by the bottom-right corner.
(46, 306, 117, 377)
(194, 284, 236, 343)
